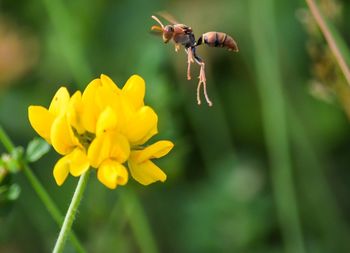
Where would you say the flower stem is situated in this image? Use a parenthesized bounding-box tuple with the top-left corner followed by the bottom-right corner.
(53, 170, 90, 253)
(22, 162, 86, 253)
(249, 1, 305, 253)
(0, 125, 86, 253)
(305, 0, 350, 86)
(0, 125, 15, 152)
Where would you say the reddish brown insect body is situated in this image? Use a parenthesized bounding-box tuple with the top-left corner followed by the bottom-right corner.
(151, 15, 239, 106)
(197, 32, 239, 52)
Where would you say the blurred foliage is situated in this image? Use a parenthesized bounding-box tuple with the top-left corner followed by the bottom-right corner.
(1, 0, 350, 252)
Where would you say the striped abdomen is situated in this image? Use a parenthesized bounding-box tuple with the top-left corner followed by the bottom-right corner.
(197, 32, 239, 52)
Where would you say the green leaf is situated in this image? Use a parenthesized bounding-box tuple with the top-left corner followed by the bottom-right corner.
(2, 148, 23, 174)
(6, 184, 21, 201)
(26, 138, 51, 163)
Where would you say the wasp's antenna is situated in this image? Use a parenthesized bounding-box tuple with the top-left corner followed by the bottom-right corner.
(151, 15, 165, 29)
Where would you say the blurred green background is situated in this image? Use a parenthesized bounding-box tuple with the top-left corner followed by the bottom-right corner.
(1, 0, 350, 252)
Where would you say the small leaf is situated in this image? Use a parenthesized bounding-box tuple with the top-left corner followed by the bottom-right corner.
(2, 150, 22, 174)
(26, 138, 51, 163)
(11, 146, 24, 159)
(7, 184, 21, 201)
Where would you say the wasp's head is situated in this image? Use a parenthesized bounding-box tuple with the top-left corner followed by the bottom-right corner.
(162, 25, 174, 43)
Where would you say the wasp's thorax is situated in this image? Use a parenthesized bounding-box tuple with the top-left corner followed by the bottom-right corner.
(162, 25, 174, 43)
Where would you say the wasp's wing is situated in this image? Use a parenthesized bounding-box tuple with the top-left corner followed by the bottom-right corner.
(156, 11, 179, 24)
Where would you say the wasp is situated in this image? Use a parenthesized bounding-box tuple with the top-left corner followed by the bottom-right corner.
(151, 14, 238, 106)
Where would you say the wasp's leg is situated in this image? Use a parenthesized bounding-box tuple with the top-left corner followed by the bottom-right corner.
(185, 48, 194, 80)
(198, 62, 213, 106)
(175, 44, 181, 52)
(193, 53, 213, 106)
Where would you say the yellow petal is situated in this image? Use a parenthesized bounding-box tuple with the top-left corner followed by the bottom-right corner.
(123, 106, 158, 145)
(49, 87, 70, 117)
(51, 115, 80, 155)
(97, 159, 128, 189)
(67, 148, 90, 177)
(128, 159, 166, 185)
(100, 74, 121, 93)
(52, 148, 89, 185)
(96, 107, 118, 136)
(117, 94, 136, 127)
(87, 132, 130, 167)
(95, 78, 121, 112)
(122, 75, 145, 109)
(82, 78, 101, 99)
(28, 106, 54, 143)
(53, 155, 70, 186)
(81, 79, 101, 133)
(67, 91, 85, 134)
(87, 133, 111, 168)
(109, 132, 130, 163)
(131, 140, 174, 163)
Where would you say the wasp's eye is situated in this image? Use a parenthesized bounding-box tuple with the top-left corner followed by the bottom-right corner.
(165, 26, 174, 33)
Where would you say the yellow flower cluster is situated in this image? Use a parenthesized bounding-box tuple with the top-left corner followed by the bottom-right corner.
(28, 74, 174, 189)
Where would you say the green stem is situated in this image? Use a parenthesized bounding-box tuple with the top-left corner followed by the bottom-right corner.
(53, 171, 90, 253)
(288, 102, 350, 252)
(121, 189, 159, 253)
(22, 162, 86, 253)
(249, 1, 305, 253)
(0, 125, 86, 253)
(0, 125, 15, 152)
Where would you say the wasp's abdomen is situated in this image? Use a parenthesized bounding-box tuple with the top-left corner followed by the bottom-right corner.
(198, 32, 238, 52)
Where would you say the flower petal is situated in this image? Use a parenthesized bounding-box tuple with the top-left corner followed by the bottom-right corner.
(87, 132, 130, 168)
(109, 132, 130, 163)
(67, 91, 85, 134)
(96, 107, 118, 136)
(87, 133, 111, 168)
(128, 159, 166, 185)
(67, 148, 90, 177)
(28, 106, 54, 143)
(100, 74, 121, 93)
(81, 79, 101, 133)
(117, 94, 136, 127)
(123, 106, 158, 145)
(122, 75, 145, 109)
(95, 77, 121, 112)
(131, 140, 174, 163)
(49, 87, 70, 117)
(53, 155, 70, 186)
(97, 159, 128, 189)
(51, 115, 80, 155)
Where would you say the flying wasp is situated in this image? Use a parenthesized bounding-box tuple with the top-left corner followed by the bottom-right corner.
(151, 14, 239, 106)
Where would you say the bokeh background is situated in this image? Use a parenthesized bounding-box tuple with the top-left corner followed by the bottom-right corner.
(1, 0, 350, 252)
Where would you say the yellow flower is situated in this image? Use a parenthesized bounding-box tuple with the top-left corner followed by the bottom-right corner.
(87, 107, 130, 189)
(28, 74, 174, 189)
(53, 147, 89, 186)
(28, 87, 70, 143)
(128, 141, 174, 185)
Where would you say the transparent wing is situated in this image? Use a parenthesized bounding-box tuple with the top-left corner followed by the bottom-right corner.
(156, 11, 180, 25)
